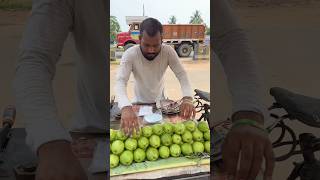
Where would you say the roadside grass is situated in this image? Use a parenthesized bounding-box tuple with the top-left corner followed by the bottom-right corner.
(0, 0, 32, 10)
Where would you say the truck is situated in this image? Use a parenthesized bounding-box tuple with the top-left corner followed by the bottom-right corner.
(116, 16, 206, 57)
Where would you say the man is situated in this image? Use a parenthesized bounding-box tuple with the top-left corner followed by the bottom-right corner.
(213, 0, 275, 180)
(115, 18, 196, 135)
(13, 1, 107, 179)
(12, 0, 273, 180)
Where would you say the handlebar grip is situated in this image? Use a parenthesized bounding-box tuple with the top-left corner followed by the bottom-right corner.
(2, 105, 16, 128)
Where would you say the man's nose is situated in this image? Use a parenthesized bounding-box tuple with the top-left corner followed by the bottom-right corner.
(147, 47, 156, 53)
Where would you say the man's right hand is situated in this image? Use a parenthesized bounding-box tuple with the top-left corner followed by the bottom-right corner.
(121, 106, 139, 136)
(36, 140, 87, 180)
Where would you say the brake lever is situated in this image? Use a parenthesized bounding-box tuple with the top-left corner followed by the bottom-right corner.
(0, 105, 16, 177)
(268, 102, 283, 110)
(110, 95, 115, 109)
(0, 132, 11, 152)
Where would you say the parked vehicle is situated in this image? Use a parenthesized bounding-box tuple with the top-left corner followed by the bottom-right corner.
(116, 16, 206, 57)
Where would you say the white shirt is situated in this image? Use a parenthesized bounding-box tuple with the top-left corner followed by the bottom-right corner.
(115, 44, 193, 109)
(213, 0, 267, 117)
(13, 0, 107, 152)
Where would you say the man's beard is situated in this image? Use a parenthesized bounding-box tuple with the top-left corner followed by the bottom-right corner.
(140, 46, 160, 61)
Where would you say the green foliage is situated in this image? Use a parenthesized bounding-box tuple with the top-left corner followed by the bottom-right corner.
(168, 15, 177, 24)
(189, 10, 204, 24)
(110, 15, 121, 43)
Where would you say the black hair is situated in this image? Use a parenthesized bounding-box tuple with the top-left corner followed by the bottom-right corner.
(140, 18, 163, 37)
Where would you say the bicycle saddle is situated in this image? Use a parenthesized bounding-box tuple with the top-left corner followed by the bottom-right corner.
(194, 89, 210, 102)
(270, 87, 320, 128)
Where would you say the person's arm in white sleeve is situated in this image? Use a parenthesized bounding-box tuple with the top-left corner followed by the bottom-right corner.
(13, 0, 74, 153)
(168, 46, 194, 99)
(213, 0, 267, 119)
(115, 51, 133, 109)
(213, 2, 275, 179)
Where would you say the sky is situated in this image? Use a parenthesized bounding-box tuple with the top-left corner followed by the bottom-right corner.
(110, 0, 210, 32)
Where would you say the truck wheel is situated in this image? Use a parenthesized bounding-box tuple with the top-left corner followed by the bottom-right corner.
(124, 43, 135, 51)
(177, 43, 192, 57)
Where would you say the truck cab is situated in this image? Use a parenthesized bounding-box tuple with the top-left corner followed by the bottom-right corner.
(117, 16, 147, 50)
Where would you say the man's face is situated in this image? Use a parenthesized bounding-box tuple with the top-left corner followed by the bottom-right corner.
(139, 31, 162, 61)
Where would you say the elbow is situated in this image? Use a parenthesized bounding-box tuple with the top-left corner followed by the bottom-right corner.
(214, 28, 249, 57)
(114, 78, 128, 93)
(175, 69, 188, 80)
(16, 49, 58, 79)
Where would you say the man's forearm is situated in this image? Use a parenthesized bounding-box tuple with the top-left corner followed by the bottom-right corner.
(214, 28, 265, 115)
(114, 80, 132, 110)
(213, 0, 267, 118)
(168, 47, 193, 99)
(179, 75, 193, 98)
(13, 56, 72, 152)
(13, 0, 74, 152)
(171, 67, 193, 98)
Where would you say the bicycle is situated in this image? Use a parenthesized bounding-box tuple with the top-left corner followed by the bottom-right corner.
(194, 89, 210, 122)
(202, 87, 320, 180)
(192, 89, 230, 176)
(266, 87, 320, 180)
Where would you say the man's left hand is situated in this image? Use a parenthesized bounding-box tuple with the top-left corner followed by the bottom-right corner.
(179, 97, 196, 120)
(221, 111, 275, 180)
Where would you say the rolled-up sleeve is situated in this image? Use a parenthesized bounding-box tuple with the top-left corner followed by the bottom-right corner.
(13, 0, 74, 153)
(213, 0, 267, 118)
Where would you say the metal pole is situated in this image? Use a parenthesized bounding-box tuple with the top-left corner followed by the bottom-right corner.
(143, 4, 145, 16)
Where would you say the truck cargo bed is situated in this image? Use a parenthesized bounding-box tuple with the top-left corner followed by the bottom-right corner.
(162, 24, 205, 40)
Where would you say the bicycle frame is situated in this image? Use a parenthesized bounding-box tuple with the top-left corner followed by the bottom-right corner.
(194, 92, 210, 122)
(268, 103, 320, 180)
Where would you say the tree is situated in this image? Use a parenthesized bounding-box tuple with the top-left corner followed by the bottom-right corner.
(206, 27, 210, 35)
(168, 15, 177, 24)
(110, 16, 121, 44)
(205, 24, 210, 35)
(189, 10, 204, 24)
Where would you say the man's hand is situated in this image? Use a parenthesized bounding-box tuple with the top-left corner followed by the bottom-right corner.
(121, 106, 139, 136)
(36, 140, 87, 180)
(221, 112, 275, 180)
(179, 97, 196, 120)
